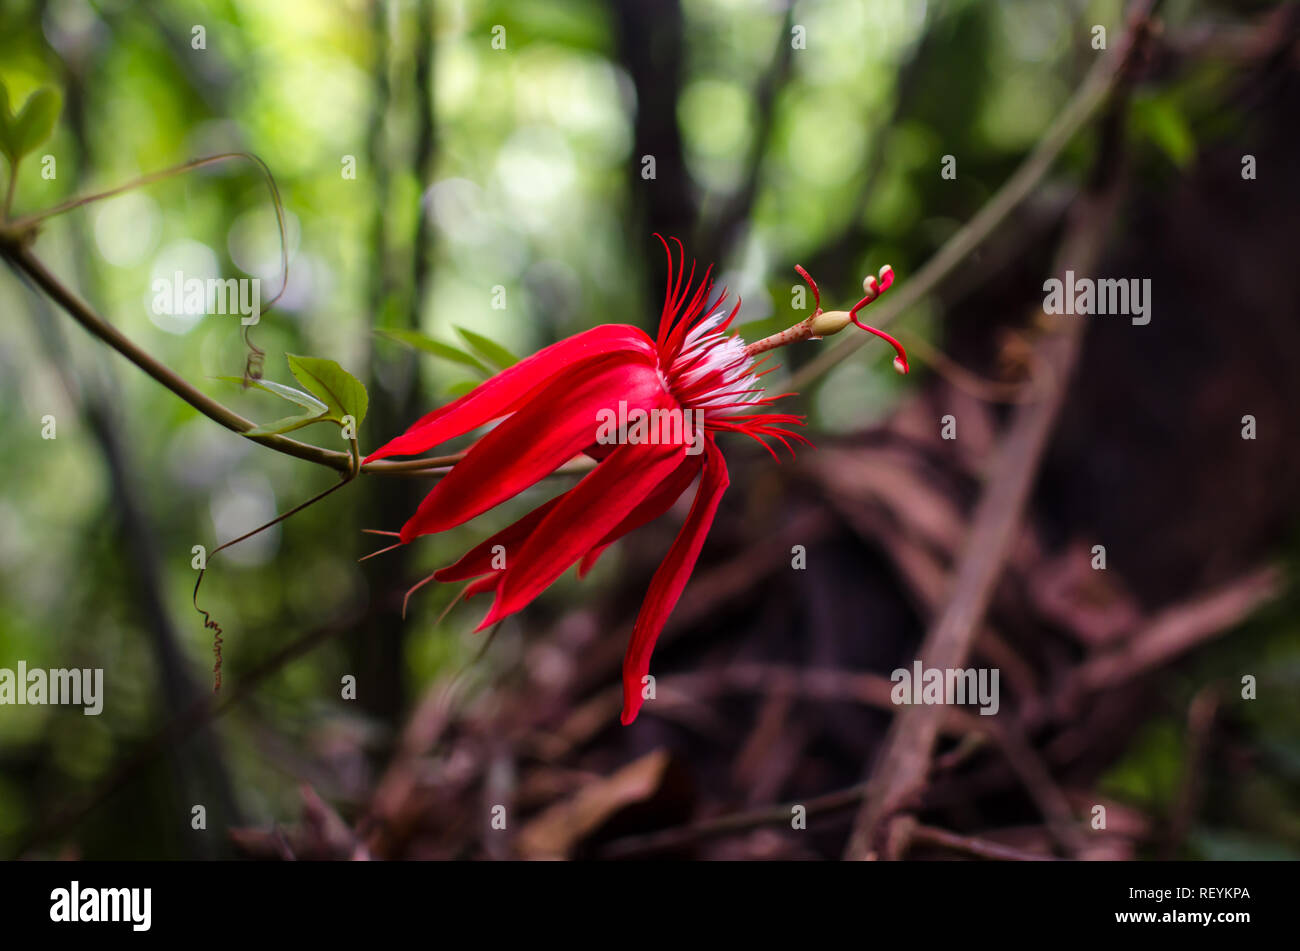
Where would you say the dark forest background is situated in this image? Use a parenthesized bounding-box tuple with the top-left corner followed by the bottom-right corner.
(1, 0, 1297, 860)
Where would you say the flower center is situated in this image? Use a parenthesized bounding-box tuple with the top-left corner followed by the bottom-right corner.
(662, 307, 762, 417)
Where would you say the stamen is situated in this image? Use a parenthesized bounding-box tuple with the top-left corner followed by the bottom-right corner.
(359, 541, 403, 562)
(847, 265, 908, 374)
(403, 570, 440, 619)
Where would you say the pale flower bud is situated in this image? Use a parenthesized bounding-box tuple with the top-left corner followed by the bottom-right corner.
(809, 309, 852, 337)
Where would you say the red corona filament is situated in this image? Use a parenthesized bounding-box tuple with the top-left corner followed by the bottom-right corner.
(847, 266, 908, 374)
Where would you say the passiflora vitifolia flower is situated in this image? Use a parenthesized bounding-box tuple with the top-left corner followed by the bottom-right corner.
(365, 235, 906, 724)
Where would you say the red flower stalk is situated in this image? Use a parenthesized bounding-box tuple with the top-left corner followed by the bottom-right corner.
(365, 236, 904, 724)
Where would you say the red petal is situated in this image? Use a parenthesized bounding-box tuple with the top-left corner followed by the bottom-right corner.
(576, 452, 704, 579)
(477, 441, 687, 629)
(364, 324, 656, 463)
(621, 436, 729, 725)
(398, 356, 669, 541)
(463, 575, 499, 600)
(433, 494, 565, 583)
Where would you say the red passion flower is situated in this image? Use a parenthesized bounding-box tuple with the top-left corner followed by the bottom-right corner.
(364, 236, 904, 724)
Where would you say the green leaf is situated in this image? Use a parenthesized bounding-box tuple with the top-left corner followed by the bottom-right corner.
(1133, 96, 1195, 169)
(215, 375, 332, 436)
(285, 354, 369, 428)
(244, 413, 329, 437)
(0, 84, 62, 164)
(454, 326, 519, 370)
(375, 329, 491, 376)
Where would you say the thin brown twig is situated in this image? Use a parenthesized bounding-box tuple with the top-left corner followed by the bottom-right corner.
(788, 7, 1142, 391)
(841, 189, 1122, 857)
(0, 237, 582, 479)
(10, 152, 276, 235)
(841, 0, 1159, 859)
(196, 462, 357, 691)
(988, 721, 1089, 856)
(1063, 565, 1281, 702)
(905, 821, 1060, 862)
(596, 781, 869, 859)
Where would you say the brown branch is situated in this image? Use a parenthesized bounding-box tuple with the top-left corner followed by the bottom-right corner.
(594, 784, 1061, 862)
(840, 0, 1162, 860)
(789, 3, 1151, 390)
(841, 193, 1120, 857)
(596, 781, 869, 859)
(1, 238, 353, 469)
(905, 821, 1060, 862)
(577, 665, 1080, 860)
(988, 721, 1089, 856)
(0, 238, 594, 480)
(1063, 564, 1280, 702)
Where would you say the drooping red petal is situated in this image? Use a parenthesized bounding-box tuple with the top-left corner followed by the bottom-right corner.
(433, 494, 565, 583)
(364, 324, 656, 463)
(576, 451, 704, 579)
(398, 356, 670, 541)
(462, 575, 499, 600)
(621, 436, 729, 725)
(477, 441, 687, 630)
